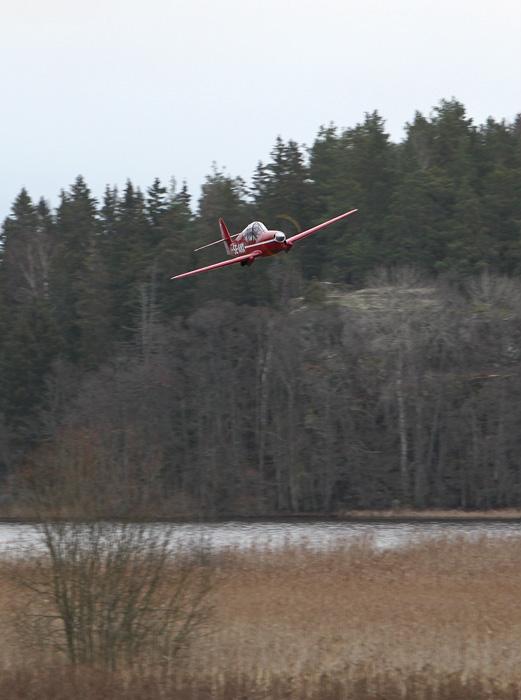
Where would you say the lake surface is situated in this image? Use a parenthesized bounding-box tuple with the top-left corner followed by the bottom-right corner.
(1, 519, 521, 555)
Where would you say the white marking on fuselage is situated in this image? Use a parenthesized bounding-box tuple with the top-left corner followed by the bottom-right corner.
(231, 242, 246, 255)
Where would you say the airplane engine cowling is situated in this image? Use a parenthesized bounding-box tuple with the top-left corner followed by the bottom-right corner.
(274, 231, 286, 243)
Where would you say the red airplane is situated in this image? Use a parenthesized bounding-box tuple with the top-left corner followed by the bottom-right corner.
(171, 209, 358, 280)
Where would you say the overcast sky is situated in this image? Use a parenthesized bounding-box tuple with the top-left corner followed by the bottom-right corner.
(1, 0, 520, 220)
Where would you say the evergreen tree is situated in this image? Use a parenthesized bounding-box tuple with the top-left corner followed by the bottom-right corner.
(401, 111, 434, 172)
(329, 112, 397, 280)
(308, 124, 360, 277)
(252, 138, 315, 282)
(155, 181, 195, 317)
(253, 138, 311, 224)
(384, 169, 452, 270)
(194, 166, 263, 305)
(0, 189, 51, 305)
(104, 180, 150, 339)
(76, 240, 113, 368)
(443, 179, 492, 273)
(308, 124, 344, 215)
(50, 176, 99, 361)
(477, 119, 521, 273)
(146, 177, 169, 247)
(386, 103, 483, 275)
(99, 185, 119, 252)
(428, 99, 477, 183)
(0, 299, 61, 431)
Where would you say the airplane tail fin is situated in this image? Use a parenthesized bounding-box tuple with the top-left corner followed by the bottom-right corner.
(219, 218, 233, 254)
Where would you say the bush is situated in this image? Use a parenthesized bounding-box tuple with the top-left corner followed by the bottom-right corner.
(14, 521, 212, 670)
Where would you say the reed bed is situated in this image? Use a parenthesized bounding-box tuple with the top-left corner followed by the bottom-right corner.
(0, 666, 520, 700)
(193, 536, 521, 680)
(337, 508, 521, 519)
(2, 534, 521, 698)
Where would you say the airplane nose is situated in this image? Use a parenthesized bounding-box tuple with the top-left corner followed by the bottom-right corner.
(274, 231, 286, 243)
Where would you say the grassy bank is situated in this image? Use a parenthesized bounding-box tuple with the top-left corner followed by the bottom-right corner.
(2, 535, 521, 697)
(3, 507, 521, 522)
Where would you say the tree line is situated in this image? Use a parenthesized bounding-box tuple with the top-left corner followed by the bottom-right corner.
(1, 98, 521, 514)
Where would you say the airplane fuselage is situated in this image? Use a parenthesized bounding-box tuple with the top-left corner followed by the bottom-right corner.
(231, 230, 292, 258)
(171, 209, 357, 280)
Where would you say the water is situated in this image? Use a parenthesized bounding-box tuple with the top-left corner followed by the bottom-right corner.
(1, 519, 521, 555)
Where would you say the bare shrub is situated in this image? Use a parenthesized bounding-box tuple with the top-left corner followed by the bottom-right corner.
(17, 425, 165, 519)
(9, 417, 213, 671)
(13, 521, 212, 671)
(365, 264, 429, 290)
(466, 270, 521, 317)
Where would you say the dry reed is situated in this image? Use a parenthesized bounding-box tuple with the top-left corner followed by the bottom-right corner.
(2, 534, 521, 698)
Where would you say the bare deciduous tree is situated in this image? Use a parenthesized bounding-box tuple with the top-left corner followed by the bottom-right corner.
(14, 521, 212, 671)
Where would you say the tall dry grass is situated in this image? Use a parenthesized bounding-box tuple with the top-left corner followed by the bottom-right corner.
(194, 535, 521, 695)
(0, 665, 519, 700)
(2, 535, 521, 698)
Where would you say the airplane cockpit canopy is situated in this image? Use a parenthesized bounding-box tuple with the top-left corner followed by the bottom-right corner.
(241, 221, 268, 242)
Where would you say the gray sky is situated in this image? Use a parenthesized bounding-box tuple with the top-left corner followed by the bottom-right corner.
(2, 0, 520, 220)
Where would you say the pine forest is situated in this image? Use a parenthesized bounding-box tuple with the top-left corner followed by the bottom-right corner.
(2, 98, 521, 516)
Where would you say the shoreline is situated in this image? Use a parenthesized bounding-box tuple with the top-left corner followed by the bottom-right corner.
(1, 508, 521, 524)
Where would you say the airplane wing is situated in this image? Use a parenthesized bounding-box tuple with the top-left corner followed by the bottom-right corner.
(286, 209, 358, 245)
(171, 250, 262, 280)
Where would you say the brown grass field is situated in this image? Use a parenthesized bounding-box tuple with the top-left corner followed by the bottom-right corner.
(1, 535, 521, 698)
